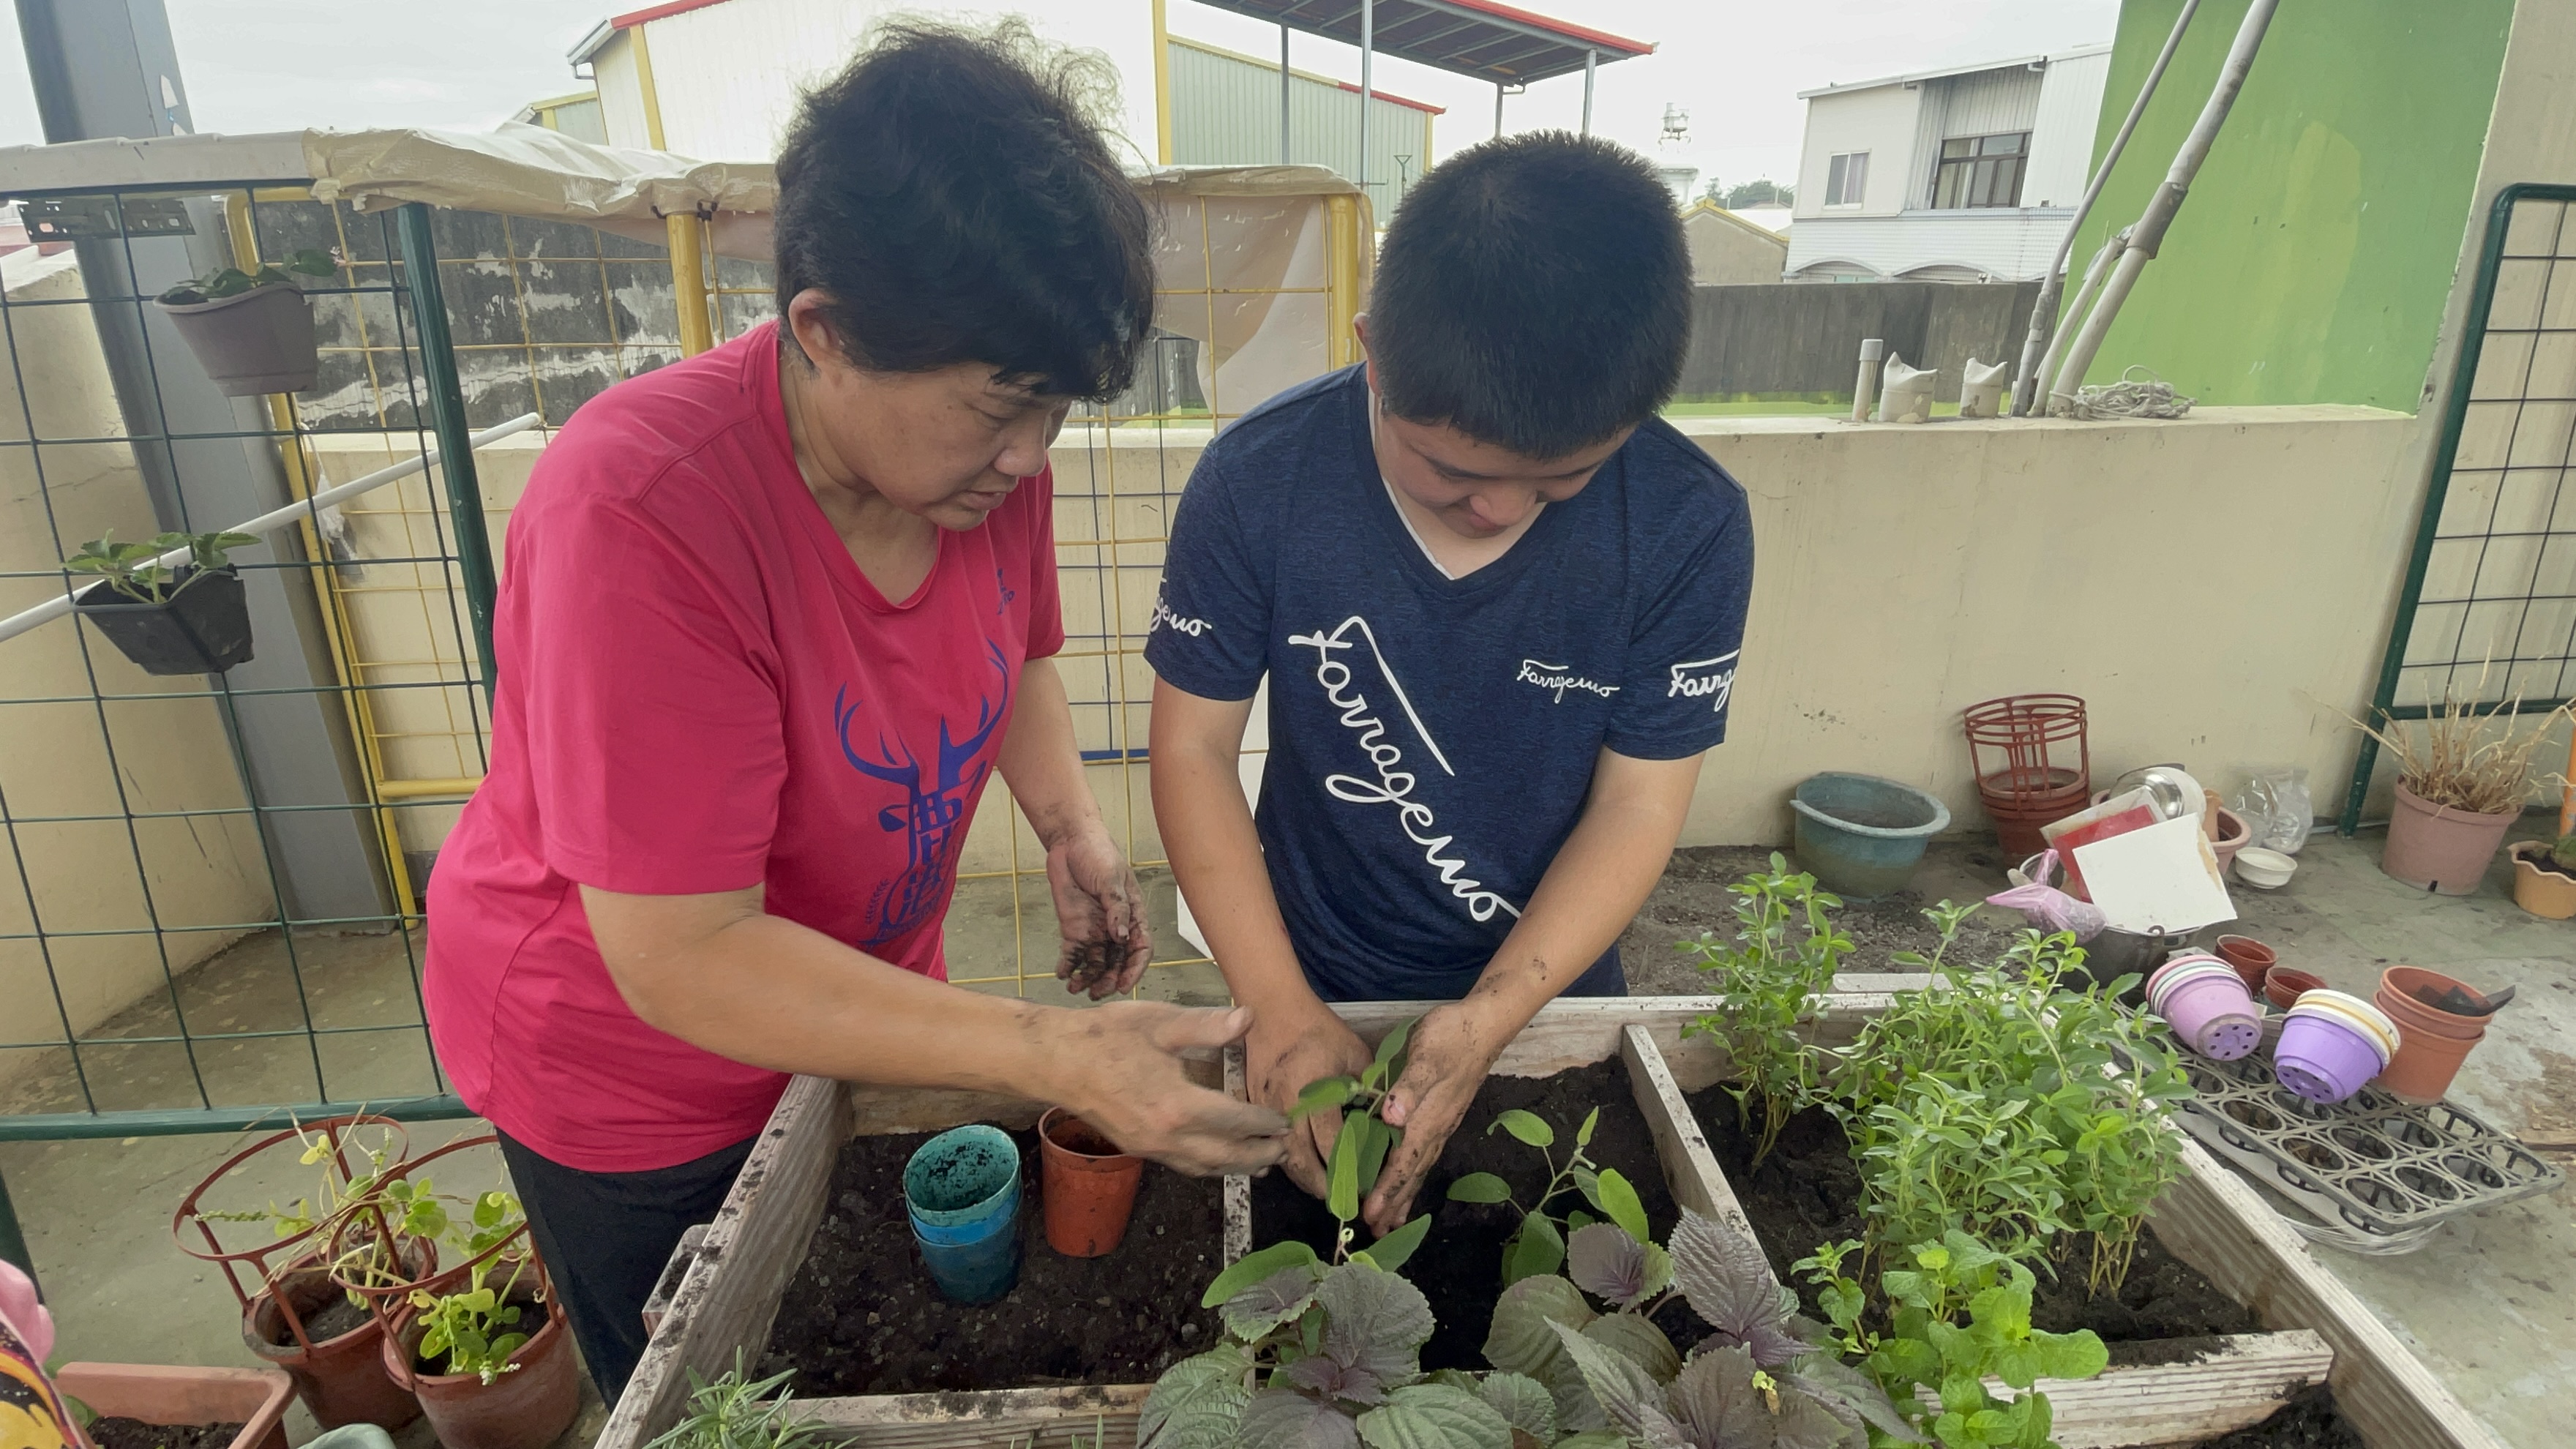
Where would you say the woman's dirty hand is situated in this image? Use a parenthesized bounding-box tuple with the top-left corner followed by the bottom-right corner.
(1047, 825, 1152, 998)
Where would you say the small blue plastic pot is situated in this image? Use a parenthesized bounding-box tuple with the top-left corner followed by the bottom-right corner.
(905, 1125, 1023, 1303)
(1790, 772, 1952, 900)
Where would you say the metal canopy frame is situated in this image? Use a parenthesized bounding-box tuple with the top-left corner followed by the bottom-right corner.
(1191, 0, 1652, 195)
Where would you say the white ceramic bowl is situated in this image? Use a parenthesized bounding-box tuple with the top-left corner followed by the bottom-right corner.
(2235, 847, 2297, 889)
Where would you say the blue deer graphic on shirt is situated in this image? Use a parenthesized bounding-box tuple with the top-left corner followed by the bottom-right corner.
(833, 640, 1012, 948)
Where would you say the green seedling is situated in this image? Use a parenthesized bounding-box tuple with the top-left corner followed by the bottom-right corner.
(1287, 1016, 1431, 1268)
(1445, 1104, 1651, 1287)
(1798, 1232, 2108, 1449)
(64, 529, 259, 605)
(1680, 854, 1853, 1164)
(157, 249, 336, 305)
(408, 1256, 532, 1384)
(2547, 833, 2576, 875)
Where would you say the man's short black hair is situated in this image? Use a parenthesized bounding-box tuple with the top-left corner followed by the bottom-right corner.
(773, 20, 1154, 400)
(1369, 131, 1690, 458)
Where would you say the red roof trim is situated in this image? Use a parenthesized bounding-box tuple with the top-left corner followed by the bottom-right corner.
(608, 0, 730, 30)
(1437, 0, 1653, 57)
(1335, 80, 1445, 114)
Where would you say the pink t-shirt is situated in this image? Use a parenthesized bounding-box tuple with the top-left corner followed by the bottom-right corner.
(424, 322, 1063, 1172)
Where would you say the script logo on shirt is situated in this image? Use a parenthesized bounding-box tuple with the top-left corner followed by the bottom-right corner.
(1150, 594, 1211, 638)
(1667, 651, 1740, 714)
(1515, 659, 1620, 704)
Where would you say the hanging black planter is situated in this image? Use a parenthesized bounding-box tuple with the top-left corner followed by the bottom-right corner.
(73, 566, 257, 675)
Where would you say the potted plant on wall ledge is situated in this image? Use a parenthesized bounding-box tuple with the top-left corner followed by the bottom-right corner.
(2353, 684, 2574, 895)
(2508, 834, 2576, 919)
(155, 249, 337, 397)
(64, 528, 261, 675)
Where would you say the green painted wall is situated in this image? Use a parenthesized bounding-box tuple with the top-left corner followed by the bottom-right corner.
(2063, 0, 2513, 411)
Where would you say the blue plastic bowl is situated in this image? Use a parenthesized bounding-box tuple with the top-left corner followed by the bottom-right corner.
(1790, 772, 1952, 900)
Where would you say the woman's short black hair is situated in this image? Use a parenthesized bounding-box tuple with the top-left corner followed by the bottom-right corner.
(1368, 131, 1690, 459)
(773, 19, 1155, 401)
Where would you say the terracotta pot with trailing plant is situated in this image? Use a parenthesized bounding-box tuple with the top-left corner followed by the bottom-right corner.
(154, 250, 337, 397)
(2509, 834, 2576, 919)
(64, 529, 261, 675)
(173, 1117, 423, 1431)
(378, 1238, 580, 1449)
(2352, 687, 2573, 895)
(53, 1363, 296, 1449)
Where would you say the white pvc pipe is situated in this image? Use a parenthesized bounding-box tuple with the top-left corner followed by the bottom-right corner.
(2048, 0, 2280, 410)
(0, 411, 543, 648)
(2009, 0, 2201, 416)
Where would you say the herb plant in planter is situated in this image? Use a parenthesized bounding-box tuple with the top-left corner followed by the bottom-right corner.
(386, 1249, 581, 1449)
(2507, 833, 2576, 919)
(155, 250, 338, 397)
(64, 529, 261, 675)
(1680, 855, 1855, 1164)
(1446, 1104, 1658, 1287)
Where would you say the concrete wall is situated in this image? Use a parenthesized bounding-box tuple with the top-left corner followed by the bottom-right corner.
(0, 249, 274, 1085)
(1680, 282, 2040, 403)
(2063, 0, 2516, 409)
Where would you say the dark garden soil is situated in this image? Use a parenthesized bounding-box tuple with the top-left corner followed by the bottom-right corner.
(84, 1420, 242, 1449)
(264, 1289, 369, 1345)
(1621, 845, 2028, 995)
(768, 1126, 1223, 1394)
(1685, 1091, 2260, 1343)
(1252, 1058, 1703, 1371)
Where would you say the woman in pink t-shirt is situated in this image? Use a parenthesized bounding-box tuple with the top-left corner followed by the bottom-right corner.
(422, 22, 1286, 1404)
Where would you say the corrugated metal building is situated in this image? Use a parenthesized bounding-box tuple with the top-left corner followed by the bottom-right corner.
(1784, 44, 2110, 282)
(1167, 36, 1439, 217)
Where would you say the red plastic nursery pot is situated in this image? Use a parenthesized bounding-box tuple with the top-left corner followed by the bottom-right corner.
(2263, 967, 2326, 1011)
(2373, 965, 2493, 1106)
(53, 1363, 295, 1449)
(2381, 782, 2517, 894)
(2214, 935, 2276, 992)
(381, 1275, 580, 1449)
(1038, 1107, 1144, 1258)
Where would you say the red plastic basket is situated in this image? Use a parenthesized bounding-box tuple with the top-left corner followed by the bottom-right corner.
(1963, 693, 2091, 813)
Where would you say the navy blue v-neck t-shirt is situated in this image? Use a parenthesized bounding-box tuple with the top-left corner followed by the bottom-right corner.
(1145, 366, 1755, 1001)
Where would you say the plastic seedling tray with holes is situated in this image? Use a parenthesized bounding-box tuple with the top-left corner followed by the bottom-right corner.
(2171, 1050, 2564, 1245)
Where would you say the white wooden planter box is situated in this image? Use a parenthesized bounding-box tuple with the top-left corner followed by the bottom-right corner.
(602, 991, 2502, 1449)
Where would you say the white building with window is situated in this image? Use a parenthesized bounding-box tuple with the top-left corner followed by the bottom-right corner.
(1784, 44, 2110, 283)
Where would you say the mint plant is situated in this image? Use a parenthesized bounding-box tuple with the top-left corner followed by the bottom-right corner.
(1445, 1104, 1659, 1286)
(1797, 1233, 2108, 1449)
(408, 1256, 533, 1383)
(1288, 1017, 1434, 1267)
(1680, 855, 1854, 1165)
(1829, 921, 2189, 1293)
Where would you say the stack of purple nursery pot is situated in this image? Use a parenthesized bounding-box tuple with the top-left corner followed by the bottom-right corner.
(2146, 952, 2263, 1061)
(2273, 990, 2402, 1106)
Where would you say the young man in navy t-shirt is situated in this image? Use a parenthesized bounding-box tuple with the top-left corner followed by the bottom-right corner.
(1145, 134, 1754, 1237)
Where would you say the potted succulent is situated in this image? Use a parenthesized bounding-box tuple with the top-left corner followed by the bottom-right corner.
(64, 529, 260, 675)
(2352, 688, 2572, 894)
(2508, 834, 2576, 919)
(155, 249, 337, 396)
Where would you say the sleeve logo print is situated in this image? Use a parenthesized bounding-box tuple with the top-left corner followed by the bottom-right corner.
(1667, 651, 1740, 714)
(1287, 615, 1520, 924)
(1514, 659, 1620, 703)
(1150, 593, 1211, 638)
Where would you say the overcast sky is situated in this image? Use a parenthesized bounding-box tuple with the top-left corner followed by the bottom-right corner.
(0, 0, 2117, 195)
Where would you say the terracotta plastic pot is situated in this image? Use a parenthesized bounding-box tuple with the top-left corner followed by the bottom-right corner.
(2209, 807, 2254, 875)
(244, 1268, 421, 1431)
(381, 1283, 580, 1449)
(2508, 841, 2576, 919)
(53, 1363, 295, 1449)
(2372, 966, 2493, 1105)
(2381, 782, 2517, 894)
(1038, 1107, 1144, 1258)
(2213, 935, 2276, 992)
(2263, 967, 2326, 1011)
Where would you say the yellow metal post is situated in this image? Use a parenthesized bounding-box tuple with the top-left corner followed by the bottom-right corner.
(1152, 0, 1173, 165)
(667, 212, 714, 356)
(630, 26, 669, 150)
(1325, 193, 1362, 367)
